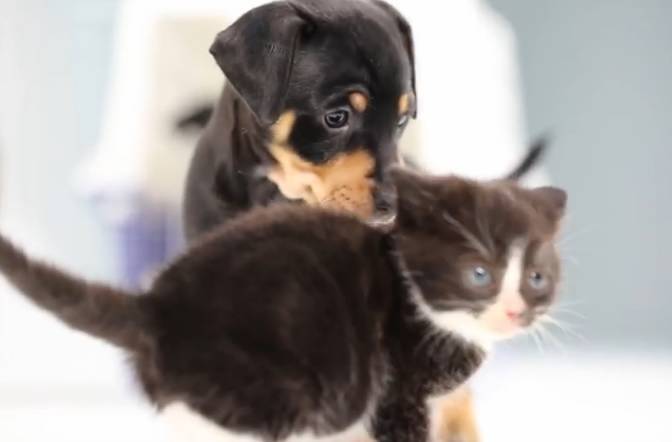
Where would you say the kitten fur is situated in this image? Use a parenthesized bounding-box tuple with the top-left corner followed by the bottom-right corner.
(0, 169, 566, 442)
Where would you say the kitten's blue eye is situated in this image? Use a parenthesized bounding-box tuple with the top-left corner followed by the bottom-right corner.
(468, 266, 493, 287)
(397, 114, 409, 127)
(528, 271, 548, 290)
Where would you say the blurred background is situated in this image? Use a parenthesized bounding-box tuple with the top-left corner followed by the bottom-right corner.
(0, 0, 670, 441)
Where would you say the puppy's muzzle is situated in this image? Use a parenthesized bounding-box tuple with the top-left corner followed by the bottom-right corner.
(266, 141, 402, 223)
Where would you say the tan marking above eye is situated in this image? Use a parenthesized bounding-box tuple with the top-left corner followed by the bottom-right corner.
(270, 110, 297, 144)
(349, 92, 368, 113)
(398, 93, 410, 116)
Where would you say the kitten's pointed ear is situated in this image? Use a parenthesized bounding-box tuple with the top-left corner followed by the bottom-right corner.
(210, 2, 309, 125)
(532, 186, 568, 223)
(390, 167, 435, 226)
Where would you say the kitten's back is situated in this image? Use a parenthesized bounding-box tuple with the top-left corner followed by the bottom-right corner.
(143, 205, 387, 437)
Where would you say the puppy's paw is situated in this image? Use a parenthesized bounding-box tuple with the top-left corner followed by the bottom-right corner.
(433, 387, 480, 442)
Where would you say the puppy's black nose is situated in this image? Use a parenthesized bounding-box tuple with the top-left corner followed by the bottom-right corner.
(370, 145, 399, 218)
(374, 194, 392, 214)
(373, 187, 396, 216)
(369, 189, 396, 227)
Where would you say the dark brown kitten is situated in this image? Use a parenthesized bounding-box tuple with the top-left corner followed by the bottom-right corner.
(0, 169, 566, 442)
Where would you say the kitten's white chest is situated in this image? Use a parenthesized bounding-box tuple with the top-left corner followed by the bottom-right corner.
(161, 402, 371, 442)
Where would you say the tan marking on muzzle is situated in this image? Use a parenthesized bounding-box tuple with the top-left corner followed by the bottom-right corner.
(268, 111, 375, 218)
(349, 92, 368, 113)
(398, 93, 410, 115)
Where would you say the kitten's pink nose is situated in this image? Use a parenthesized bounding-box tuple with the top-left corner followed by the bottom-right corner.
(506, 309, 523, 322)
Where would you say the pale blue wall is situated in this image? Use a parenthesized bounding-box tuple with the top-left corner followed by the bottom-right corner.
(0, 0, 119, 280)
(489, 0, 672, 348)
(3, 0, 670, 347)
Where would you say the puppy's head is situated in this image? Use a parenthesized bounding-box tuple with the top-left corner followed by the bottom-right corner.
(210, 0, 416, 219)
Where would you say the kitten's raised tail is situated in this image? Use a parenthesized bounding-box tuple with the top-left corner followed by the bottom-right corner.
(506, 135, 550, 181)
(0, 233, 150, 351)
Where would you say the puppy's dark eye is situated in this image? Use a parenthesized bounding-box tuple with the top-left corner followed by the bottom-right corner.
(528, 271, 548, 290)
(324, 110, 349, 129)
(397, 114, 410, 127)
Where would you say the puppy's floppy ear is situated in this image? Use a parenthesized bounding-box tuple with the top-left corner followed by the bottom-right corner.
(373, 1, 417, 118)
(210, 1, 309, 125)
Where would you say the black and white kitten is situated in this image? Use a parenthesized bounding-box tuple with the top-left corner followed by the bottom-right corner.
(0, 168, 566, 442)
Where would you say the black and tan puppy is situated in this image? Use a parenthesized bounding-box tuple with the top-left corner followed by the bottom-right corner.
(183, 0, 417, 240)
(180, 1, 549, 440)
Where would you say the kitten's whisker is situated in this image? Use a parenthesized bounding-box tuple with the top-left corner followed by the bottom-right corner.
(549, 307, 586, 320)
(535, 322, 553, 350)
(536, 321, 566, 354)
(541, 315, 587, 343)
(529, 324, 546, 355)
(553, 299, 587, 308)
(556, 325, 586, 343)
(550, 302, 587, 320)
